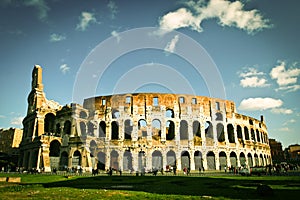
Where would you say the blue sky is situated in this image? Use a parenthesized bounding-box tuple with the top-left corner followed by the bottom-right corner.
(0, 0, 299, 148)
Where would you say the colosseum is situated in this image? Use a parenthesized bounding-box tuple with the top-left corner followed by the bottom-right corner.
(19, 65, 272, 173)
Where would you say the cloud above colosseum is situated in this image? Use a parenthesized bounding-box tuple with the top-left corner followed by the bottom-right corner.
(270, 61, 300, 92)
(239, 68, 270, 88)
(158, 0, 271, 34)
(238, 97, 282, 111)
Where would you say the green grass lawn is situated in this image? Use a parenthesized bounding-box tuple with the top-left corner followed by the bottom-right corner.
(0, 173, 299, 199)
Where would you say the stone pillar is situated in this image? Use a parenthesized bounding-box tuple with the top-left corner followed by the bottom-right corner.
(226, 152, 231, 168)
(132, 151, 138, 172)
(190, 151, 195, 170)
(215, 152, 220, 171)
(162, 150, 167, 170)
(118, 151, 123, 171)
(202, 153, 207, 170)
(177, 151, 182, 170)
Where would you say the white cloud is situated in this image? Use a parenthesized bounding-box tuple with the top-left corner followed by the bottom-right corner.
(10, 116, 23, 126)
(239, 68, 264, 78)
(111, 30, 121, 43)
(276, 85, 300, 93)
(164, 35, 180, 53)
(0, 115, 6, 118)
(240, 76, 269, 88)
(24, 0, 49, 21)
(76, 12, 97, 31)
(50, 33, 66, 42)
(278, 127, 290, 132)
(271, 108, 293, 115)
(238, 97, 283, 111)
(239, 68, 269, 88)
(158, 8, 202, 35)
(283, 119, 296, 125)
(107, 0, 118, 19)
(59, 64, 70, 74)
(158, 0, 271, 34)
(270, 62, 300, 86)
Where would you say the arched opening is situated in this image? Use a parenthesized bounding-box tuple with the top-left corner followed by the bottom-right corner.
(123, 151, 133, 171)
(56, 123, 61, 136)
(87, 122, 94, 136)
(80, 122, 86, 137)
(152, 119, 161, 140)
(138, 119, 147, 138)
(72, 150, 81, 167)
(89, 140, 97, 157)
(152, 150, 163, 170)
(165, 109, 174, 118)
(254, 153, 259, 166)
(181, 151, 190, 169)
(79, 111, 87, 119)
(237, 125, 242, 139)
(251, 129, 255, 142)
(166, 120, 175, 140)
(124, 119, 133, 140)
(166, 150, 176, 167)
(207, 151, 215, 170)
(256, 130, 261, 142)
(99, 121, 106, 138)
(227, 124, 235, 143)
(49, 140, 61, 169)
(215, 112, 223, 121)
(244, 127, 249, 140)
(240, 152, 246, 167)
(180, 120, 188, 140)
(217, 123, 225, 142)
(110, 150, 119, 170)
(205, 121, 213, 139)
(97, 152, 105, 170)
(219, 151, 227, 169)
(59, 151, 68, 170)
(111, 121, 119, 140)
(249, 119, 253, 125)
(260, 154, 264, 166)
(247, 153, 253, 167)
(138, 151, 146, 172)
(194, 151, 203, 170)
(230, 152, 237, 168)
(44, 113, 55, 133)
(63, 120, 71, 135)
(193, 121, 201, 137)
(112, 109, 120, 119)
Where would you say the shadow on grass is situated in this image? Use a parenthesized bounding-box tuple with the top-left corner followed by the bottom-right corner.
(43, 175, 300, 199)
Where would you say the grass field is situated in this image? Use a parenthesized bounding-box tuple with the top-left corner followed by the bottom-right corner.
(0, 173, 299, 199)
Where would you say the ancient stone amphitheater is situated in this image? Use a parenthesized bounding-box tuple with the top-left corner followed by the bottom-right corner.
(19, 65, 272, 173)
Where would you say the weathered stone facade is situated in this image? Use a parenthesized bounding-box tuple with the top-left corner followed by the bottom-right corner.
(0, 128, 23, 169)
(19, 65, 272, 172)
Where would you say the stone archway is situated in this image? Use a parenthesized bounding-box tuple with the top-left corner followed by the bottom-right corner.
(49, 140, 61, 170)
(181, 151, 190, 169)
(72, 150, 81, 167)
(123, 150, 133, 171)
(230, 152, 237, 168)
(152, 150, 163, 170)
(207, 151, 215, 170)
(194, 151, 203, 170)
(219, 151, 227, 169)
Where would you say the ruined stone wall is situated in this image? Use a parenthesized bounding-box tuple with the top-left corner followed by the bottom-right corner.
(76, 93, 272, 172)
(19, 66, 272, 172)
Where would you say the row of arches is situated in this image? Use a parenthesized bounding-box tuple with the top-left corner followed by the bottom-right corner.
(78, 119, 268, 145)
(53, 147, 270, 172)
(44, 113, 71, 135)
